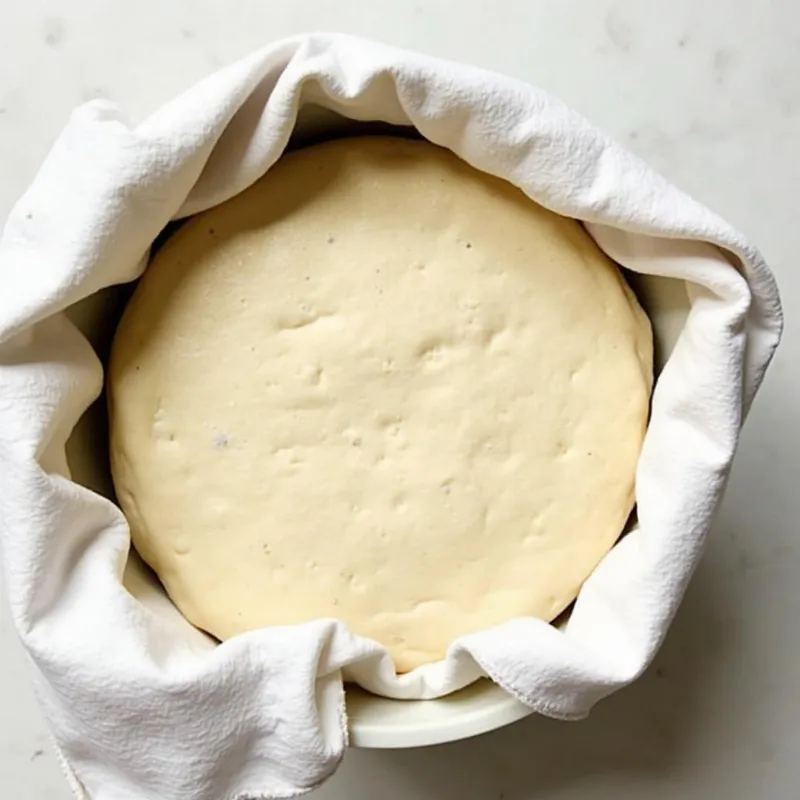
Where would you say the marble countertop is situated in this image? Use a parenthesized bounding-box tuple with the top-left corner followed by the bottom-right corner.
(1, 2, 798, 798)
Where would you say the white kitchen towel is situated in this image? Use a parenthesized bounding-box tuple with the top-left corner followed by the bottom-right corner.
(0, 33, 782, 800)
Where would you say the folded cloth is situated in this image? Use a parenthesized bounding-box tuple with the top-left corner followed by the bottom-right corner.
(0, 33, 782, 800)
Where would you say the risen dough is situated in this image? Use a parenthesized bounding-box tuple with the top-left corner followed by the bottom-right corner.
(109, 136, 652, 673)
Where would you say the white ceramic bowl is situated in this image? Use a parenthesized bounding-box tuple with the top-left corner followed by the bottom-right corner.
(347, 680, 531, 748)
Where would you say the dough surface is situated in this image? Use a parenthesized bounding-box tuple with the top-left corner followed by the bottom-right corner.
(109, 136, 652, 673)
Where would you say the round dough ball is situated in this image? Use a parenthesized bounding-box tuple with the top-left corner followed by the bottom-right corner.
(109, 136, 652, 673)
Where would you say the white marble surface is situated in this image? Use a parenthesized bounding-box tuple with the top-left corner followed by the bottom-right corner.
(1, 1, 798, 798)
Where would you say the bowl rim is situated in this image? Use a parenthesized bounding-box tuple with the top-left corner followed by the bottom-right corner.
(346, 678, 533, 748)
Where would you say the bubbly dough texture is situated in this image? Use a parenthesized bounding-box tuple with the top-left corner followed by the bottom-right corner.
(109, 136, 653, 673)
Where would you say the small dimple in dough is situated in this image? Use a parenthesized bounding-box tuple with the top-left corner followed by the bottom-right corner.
(108, 136, 653, 673)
